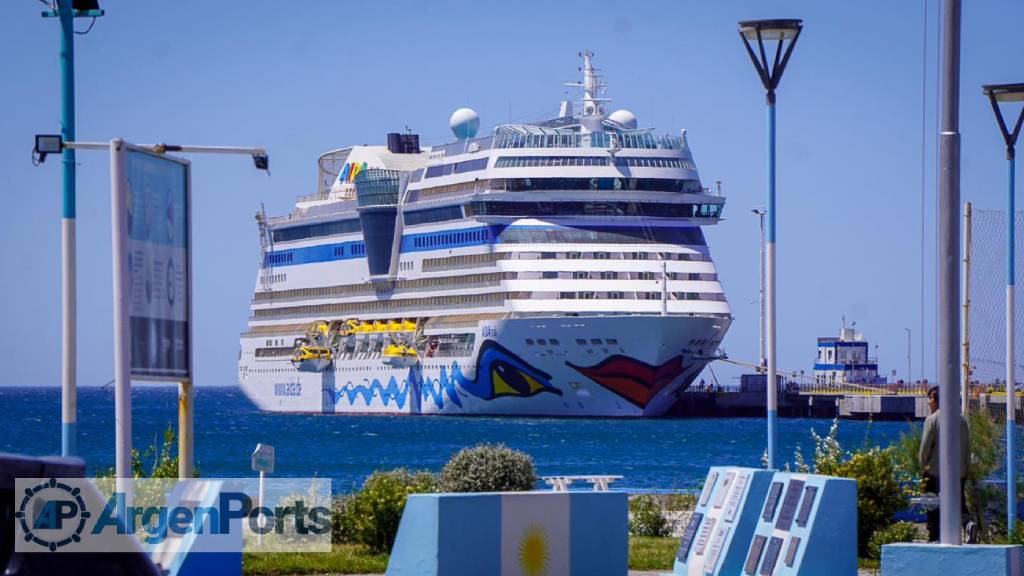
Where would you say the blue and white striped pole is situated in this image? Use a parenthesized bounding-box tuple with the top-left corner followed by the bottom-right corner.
(766, 99, 778, 470)
(58, 0, 77, 458)
(1009, 153, 1017, 530)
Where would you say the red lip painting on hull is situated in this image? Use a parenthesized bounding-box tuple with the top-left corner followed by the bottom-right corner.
(566, 355, 685, 408)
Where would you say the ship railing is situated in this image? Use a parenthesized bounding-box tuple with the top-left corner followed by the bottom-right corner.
(490, 130, 688, 152)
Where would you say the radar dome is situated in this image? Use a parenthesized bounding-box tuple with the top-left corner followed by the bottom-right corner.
(609, 109, 638, 129)
(449, 108, 480, 139)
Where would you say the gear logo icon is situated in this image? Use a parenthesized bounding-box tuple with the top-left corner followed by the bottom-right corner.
(14, 478, 90, 551)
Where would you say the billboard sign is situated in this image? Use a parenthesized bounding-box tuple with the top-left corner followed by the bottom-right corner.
(114, 143, 192, 380)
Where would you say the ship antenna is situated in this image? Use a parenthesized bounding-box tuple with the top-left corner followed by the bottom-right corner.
(565, 50, 609, 116)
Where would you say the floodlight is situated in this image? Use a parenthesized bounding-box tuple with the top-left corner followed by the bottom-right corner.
(253, 153, 270, 172)
(34, 134, 64, 163)
(72, 0, 100, 11)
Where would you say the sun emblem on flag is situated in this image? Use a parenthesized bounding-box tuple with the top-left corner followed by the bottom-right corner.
(517, 523, 549, 576)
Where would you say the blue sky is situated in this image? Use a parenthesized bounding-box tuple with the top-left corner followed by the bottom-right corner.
(1, 0, 1022, 388)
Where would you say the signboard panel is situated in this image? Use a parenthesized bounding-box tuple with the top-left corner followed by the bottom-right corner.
(118, 146, 192, 380)
(252, 443, 275, 473)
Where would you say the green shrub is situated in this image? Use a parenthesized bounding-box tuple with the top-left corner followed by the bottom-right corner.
(343, 469, 436, 553)
(662, 492, 697, 511)
(97, 424, 198, 479)
(438, 443, 537, 492)
(629, 495, 673, 537)
(330, 495, 351, 545)
(866, 521, 919, 559)
(803, 420, 912, 557)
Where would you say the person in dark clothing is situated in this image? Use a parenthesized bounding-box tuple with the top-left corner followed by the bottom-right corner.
(918, 386, 978, 543)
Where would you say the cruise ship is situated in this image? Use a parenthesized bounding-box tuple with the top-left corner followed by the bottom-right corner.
(238, 52, 731, 417)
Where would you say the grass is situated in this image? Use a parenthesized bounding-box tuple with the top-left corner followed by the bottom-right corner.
(628, 536, 678, 571)
(243, 537, 680, 575)
(243, 544, 388, 575)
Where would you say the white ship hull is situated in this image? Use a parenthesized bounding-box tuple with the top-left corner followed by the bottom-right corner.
(239, 315, 729, 417)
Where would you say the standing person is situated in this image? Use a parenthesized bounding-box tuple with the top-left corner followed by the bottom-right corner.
(918, 385, 978, 542)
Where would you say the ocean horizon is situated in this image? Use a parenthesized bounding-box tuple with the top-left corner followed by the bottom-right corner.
(0, 386, 914, 492)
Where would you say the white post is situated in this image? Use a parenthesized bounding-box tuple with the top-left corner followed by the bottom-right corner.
(257, 470, 265, 547)
(111, 139, 132, 504)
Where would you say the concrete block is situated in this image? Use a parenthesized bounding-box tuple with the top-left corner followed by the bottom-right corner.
(882, 543, 1023, 576)
(387, 491, 627, 576)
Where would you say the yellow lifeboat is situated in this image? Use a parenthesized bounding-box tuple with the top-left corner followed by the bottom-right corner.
(291, 345, 332, 372)
(398, 319, 417, 332)
(382, 343, 419, 367)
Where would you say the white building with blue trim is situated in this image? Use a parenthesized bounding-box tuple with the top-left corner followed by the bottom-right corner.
(813, 327, 880, 385)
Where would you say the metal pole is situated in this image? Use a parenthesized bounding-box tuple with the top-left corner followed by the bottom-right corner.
(111, 139, 132, 488)
(766, 99, 778, 470)
(963, 202, 972, 415)
(58, 0, 77, 458)
(759, 210, 767, 369)
(937, 0, 963, 545)
(1008, 154, 1018, 530)
(179, 379, 194, 479)
(906, 328, 912, 386)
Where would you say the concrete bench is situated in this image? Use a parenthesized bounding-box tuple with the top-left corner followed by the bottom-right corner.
(542, 475, 624, 492)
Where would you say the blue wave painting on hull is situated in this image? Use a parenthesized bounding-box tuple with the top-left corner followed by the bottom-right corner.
(328, 340, 560, 410)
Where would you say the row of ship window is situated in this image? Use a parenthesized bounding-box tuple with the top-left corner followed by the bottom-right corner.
(264, 227, 710, 268)
(424, 157, 489, 178)
(494, 156, 696, 170)
(557, 292, 726, 301)
(254, 260, 715, 303)
(411, 229, 488, 248)
(539, 271, 716, 280)
(252, 270, 717, 304)
(252, 289, 726, 320)
(271, 198, 719, 243)
(524, 337, 620, 347)
(422, 154, 695, 180)
(420, 251, 705, 272)
(464, 200, 722, 219)
(417, 150, 696, 181)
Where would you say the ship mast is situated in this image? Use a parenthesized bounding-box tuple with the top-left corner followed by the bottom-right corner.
(565, 50, 609, 117)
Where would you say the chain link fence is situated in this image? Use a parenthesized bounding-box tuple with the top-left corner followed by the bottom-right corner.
(966, 207, 1023, 515)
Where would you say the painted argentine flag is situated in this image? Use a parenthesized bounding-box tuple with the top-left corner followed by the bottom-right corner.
(501, 493, 570, 576)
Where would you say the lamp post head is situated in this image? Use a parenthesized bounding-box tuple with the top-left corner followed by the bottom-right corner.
(738, 19, 803, 41)
(738, 19, 804, 103)
(983, 83, 1024, 103)
(983, 83, 1024, 159)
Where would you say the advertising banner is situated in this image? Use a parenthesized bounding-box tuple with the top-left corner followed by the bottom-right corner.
(117, 146, 192, 380)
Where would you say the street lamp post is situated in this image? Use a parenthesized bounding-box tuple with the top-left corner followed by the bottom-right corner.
(42, 0, 105, 457)
(738, 18, 803, 470)
(983, 81, 1024, 532)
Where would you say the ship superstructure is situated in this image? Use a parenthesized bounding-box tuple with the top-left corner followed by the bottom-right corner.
(238, 52, 732, 416)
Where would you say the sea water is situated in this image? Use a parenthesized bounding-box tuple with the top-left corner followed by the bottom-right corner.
(0, 386, 914, 492)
